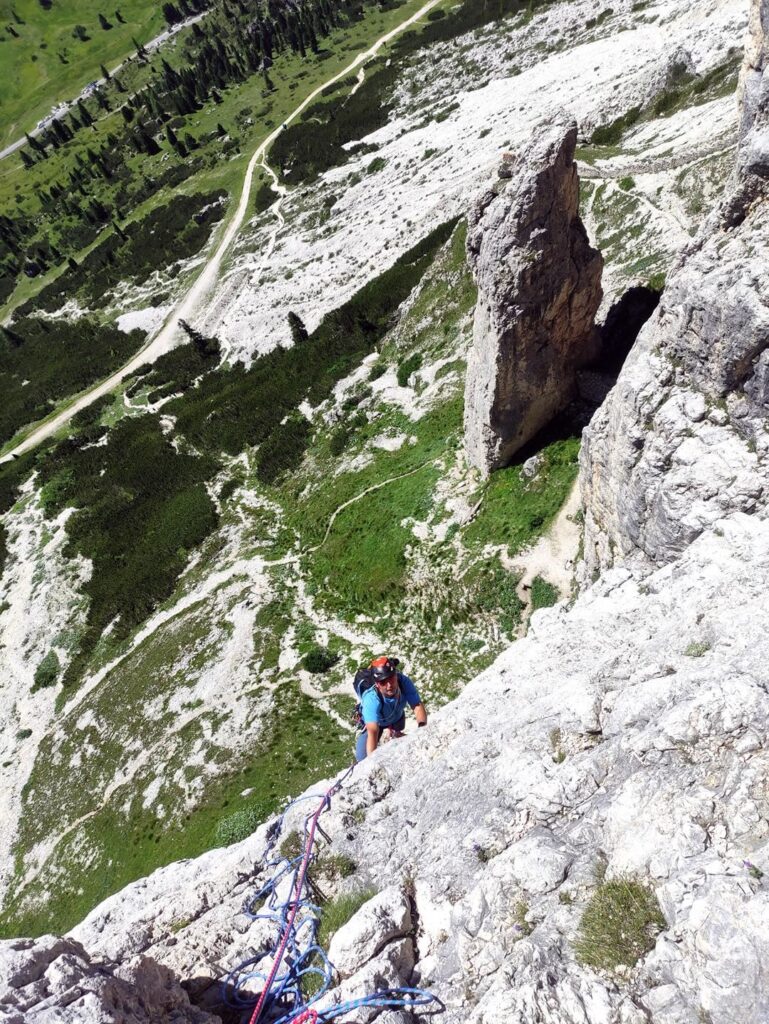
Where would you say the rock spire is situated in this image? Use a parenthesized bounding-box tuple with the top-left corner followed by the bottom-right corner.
(464, 117, 603, 475)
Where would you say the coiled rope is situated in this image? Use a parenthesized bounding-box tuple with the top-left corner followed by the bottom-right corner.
(221, 763, 440, 1024)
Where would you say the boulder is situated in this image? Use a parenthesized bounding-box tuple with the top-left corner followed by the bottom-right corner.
(328, 886, 412, 978)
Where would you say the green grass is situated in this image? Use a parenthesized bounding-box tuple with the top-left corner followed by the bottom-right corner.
(317, 888, 377, 949)
(0, 681, 350, 937)
(466, 437, 580, 556)
(289, 398, 460, 617)
(0, 0, 165, 150)
(574, 877, 666, 972)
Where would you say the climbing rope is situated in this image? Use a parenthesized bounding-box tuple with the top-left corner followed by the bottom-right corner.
(222, 764, 440, 1024)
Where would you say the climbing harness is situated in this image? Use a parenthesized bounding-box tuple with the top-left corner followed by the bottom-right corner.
(222, 763, 440, 1024)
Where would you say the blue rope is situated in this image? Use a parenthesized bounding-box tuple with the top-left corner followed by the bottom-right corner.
(222, 772, 440, 1023)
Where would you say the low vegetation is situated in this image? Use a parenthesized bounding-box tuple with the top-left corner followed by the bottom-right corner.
(589, 51, 741, 146)
(575, 876, 666, 972)
(317, 888, 377, 948)
(0, 317, 146, 447)
(38, 414, 219, 682)
(530, 575, 559, 611)
(17, 191, 227, 315)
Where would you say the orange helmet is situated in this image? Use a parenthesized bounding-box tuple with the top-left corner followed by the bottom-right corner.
(370, 656, 399, 681)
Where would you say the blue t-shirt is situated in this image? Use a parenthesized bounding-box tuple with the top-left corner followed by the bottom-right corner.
(361, 673, 421, 727)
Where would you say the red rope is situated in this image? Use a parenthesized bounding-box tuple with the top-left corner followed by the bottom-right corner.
(248, 767, 352, 1024)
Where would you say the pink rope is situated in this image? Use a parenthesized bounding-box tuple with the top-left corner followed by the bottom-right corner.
(248, 767, 353, 1024)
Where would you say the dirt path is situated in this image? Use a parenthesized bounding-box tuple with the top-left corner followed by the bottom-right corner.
(501, 480, 582, 606)
(0, 0, 443, 466)
(0, 13, 208, 162)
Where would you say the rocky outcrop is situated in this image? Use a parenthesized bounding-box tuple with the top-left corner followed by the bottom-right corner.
(580, 0, 769, 572)
(0, 934, 217, 1022)
(4, 512, 769, 1023)
(464, 118, 603, 474)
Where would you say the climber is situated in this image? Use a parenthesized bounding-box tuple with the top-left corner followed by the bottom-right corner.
(354, 656, 427, 761)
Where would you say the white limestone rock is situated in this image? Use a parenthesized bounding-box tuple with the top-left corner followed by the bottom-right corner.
(327, 886, 412, 979)
(581, 0, 769, 572)
(0, 934, 216, 1022)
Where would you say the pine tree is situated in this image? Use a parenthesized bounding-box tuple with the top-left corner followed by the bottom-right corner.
(77, 100, 93, 127)
(25, 132, 45, 154)
(287, 311, 309, 345)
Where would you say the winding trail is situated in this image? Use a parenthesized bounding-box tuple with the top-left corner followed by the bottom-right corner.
(18, 454, 437, 892)
(54, 457, 437, 726)
(0, 0, 443, 465)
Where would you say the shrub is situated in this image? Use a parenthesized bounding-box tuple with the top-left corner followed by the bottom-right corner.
(255, 415, 311, 484)
(302, 645, 339, 674)
(329, 426, 350, 456)
(530, 576, 559, 611)
(590, 106, 640, 146)
(32, 650, 60, 691)
(684, 640, 710, 658)
(575, 876, 665, 972)
(0, 317, 146, 447)
(16, 729, 33, 740)
(215, 805, 267, 846)
(368, 360, 387, 381)
(397, 352, 422, 387)
(618, 176, 635, 191)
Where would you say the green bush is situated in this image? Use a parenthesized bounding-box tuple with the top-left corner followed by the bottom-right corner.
(19, 192, 227, 315)
(329, 427, 350, 457)
(32, 650, 60, 692)
(618, 176, 635, 191)
(37, 415, 218, 682)
(397, 352, 422, 387)
(215, 805, 268, 846)
(256, 415, 311, 484)
(590, 106, 640, 146)
(575, 877, 665, 972)
(302, 646, 339, 674)
(530, 576, 559, 611)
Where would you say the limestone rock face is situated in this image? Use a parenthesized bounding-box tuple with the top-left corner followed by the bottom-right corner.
(4, 513, 769, 1024)
(580, 0, 769, 572)
(464, 117, 603, 474)
(0, 934, 217, 1022)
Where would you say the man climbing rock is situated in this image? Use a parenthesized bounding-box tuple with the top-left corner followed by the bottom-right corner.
(354, 656, 427, 761)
